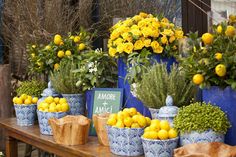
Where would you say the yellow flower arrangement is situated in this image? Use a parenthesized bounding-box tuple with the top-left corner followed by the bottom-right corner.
(108, 12, 184, 58)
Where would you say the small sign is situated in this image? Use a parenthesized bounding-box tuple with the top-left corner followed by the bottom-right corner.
(87, 88, 123, 136)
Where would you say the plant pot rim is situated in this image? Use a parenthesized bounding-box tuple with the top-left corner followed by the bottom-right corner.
(106, 125, 144, 130)
(37, 110, 67, 114)
(180, 129, 224, 135)
(61, 93, 84, 96)
(141, 136, 179, 142)
(14, 104, 37, 106)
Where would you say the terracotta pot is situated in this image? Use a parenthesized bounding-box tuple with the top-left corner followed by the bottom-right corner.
(93, 113, 110, 146)
(48, 115, 91, 145)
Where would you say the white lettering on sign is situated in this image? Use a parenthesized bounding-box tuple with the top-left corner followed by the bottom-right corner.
(94, 101, 112, 114)
(97, 93, 116, 100)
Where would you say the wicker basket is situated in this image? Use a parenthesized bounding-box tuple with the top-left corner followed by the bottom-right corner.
(93, 113, 110, 146)
(48, 115, 91, 145)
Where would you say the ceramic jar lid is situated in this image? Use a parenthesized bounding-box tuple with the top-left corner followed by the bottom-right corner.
(41, 81, 59, 97)
(158, 95, 179, 118)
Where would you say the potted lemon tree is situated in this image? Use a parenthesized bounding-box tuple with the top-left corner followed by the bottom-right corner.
(108, 12, 184, 116)
(179, 15, 236, 145)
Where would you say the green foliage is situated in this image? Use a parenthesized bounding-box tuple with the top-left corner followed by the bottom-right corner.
(136, 63, 196, 108)
(16, 80, 47, 97)
(173, 102, 231, 134)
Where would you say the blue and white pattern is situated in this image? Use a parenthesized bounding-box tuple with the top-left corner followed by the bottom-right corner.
(149, 108, 159, 119)
(106, 126, 144, 156)
(14, 104, 37, 126)
(142, 137, 179, 157)
(180, 130, 225, 146)
(62, 94, 85, 115)
(37, 110, 67, 135)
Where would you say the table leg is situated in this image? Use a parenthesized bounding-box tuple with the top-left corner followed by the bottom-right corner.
(6, 136, 17, 157)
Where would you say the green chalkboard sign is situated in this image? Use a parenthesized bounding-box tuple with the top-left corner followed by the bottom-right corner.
(88, 88, 123, 136)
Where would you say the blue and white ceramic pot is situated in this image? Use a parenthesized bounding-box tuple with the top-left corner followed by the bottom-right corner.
(62, 94, 85, 115)
(37, 110, 67, 135)
(148, 108, 159, 119)
(180, 130, 224, 146)
(14, 104, 37, 126)
(141, 137, 179, 157)
(106, 126, 144, 156)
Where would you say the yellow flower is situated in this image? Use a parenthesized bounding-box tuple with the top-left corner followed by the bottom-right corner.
(175, 30, 184, 39)
(124, 42, 134, 54)
(113, 38, 124, 46)
(144, 39, 151, 47)
(117, 43, 125, 53)
(131, 29, 142, 37)
(132, 15, 143, 22)
(152, 30, 160, 38)
(162, 29, 174, 36)
(74, 36, 80, 43)
(134, 40, 144, 50)
(153, 46, 164, 54)
(169, 36, 176, 43)
(109, 47, 117, 57)
(139, 12, 148, 18)
(121, 33, 132, 42)
(225, 25, 235, 37)
(161, 35, 168, 44)
(110, 31, 120, 40)
(123, 18, 133, 27)
(131, 25, 139, 30)
(161, 18, 169, 23)
(138, 20, 146, 28)
(151, 41, 160, 50)
(152, 21, 160, 28)
(142, 27, 152, 37)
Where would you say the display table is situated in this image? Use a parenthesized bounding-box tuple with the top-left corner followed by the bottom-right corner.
(0, 118, 142, 157)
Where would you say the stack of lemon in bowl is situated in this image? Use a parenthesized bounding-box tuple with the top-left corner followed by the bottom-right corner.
(141, 119, 179, 157)
(106, 108, 150, 156)
(37, 96, 69, 135)
(13, 94, 38, 126)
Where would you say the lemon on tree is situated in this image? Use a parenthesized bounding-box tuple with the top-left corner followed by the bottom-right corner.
(54, 34, 62, 45)
(65, 50, 72, 56)
(215, 64, 226, 77)
(54, 63, 60, 70)
(215, 53, 222, 60)
(202, 33, 214, 45)
(192, 74, 204, 85)
(78, 43, 86, 51)
(57, 50, 65, 58)
(216, 25, 223, 34)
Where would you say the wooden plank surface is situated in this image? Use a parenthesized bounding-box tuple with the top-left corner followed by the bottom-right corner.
(0, 118, 143, 157)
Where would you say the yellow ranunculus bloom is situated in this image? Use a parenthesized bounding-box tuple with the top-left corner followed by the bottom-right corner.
(117, 43, 125, 53)
(109, 47, 117, 57)
(142, 27, 152, 37)
(123, 18, 133, 27)
(110, 31, 120, 40)
(132, 15, 143, 22)
(175, 30, 184, 39)
(113, 38, 124, 46)
(124, 42, 134, 54)
(152, 30, 160, 38)
(152, 21, 160, 28)
(134, 40, 144, 50)
(225, 25, 235, 37)
(131, 25, 139, 30)
(131, 29, 142, 36)
(162, 29, 174, 36)
(169, 36, 176, 43)
(161, 35, 168, 44)
(151, 41, 160, 50)
(138, 20, 146, 28)
(153, 46, 164, 54)
(121, 32, 132, 42)
(161, 18, 169, 23)
(139, 12, 148, 18)
(144, 39, 151, 47)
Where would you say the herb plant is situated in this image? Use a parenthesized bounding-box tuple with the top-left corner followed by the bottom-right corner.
(173, 102, 231, 134)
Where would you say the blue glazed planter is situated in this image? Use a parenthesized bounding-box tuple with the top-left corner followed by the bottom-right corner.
(37, 110, 67, 135)
(202, 86, 236, 145)
(148, 108, 159, 119)
(180, 130, 224, 146)
(62, 94, 85, 115)
(14, 104, 37, 126)
(118, 55, 177, 118)
(106, 126, 144, 156)
(141, 137, 179, 157)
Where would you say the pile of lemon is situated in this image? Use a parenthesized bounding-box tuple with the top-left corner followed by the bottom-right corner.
(107, 108, 151, 128)
(13, 94, 38, 105)
(143, 119, 178, 140)
(37, 96, 69, 112)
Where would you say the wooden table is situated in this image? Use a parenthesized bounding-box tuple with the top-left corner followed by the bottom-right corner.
(0, 118, 130, 157)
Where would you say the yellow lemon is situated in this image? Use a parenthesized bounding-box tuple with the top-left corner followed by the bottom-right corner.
(158, 129, 169, 140)
(65, 50, 72, 56)
(56, 104, 62, 112)
(45, 96, 54, 104)
(122, 110, 130, 119)
(54, 34, 62, 45)
(44, 108, 49, 112)
(131, 122, 140, 128)
(57, 50, 64, 58)
(27, 96, 32, 101)
(16, 98, 23, 104)
(168, 128, 178, 139)
(144, 126, 151, 132)
(137, 112, 141, 115)
(151, 119, 160, 126)
(115, 120, 124, 128)
(149, 124, 160, 132)
(137, 115, 147, 127)
(32, 97, 38, 104)
(59, 98, 67, 104)
(215, 64, 226, 77)
(216, 25, 223, 34)
(20, 94, 28, 100)
(41, 102, 49, 110)
(78, 43, 86, 51)
(145, 117, 151, 126)
(54, 97, 60, 103)
(124, 117, 133, 127)
(49, 102, 57, 108)
(143, 131, 158, 139)
(54, 63, 60, 70)
(202, 33, 213, 45)
(74, 36, 80, 43)
(45, 45, 51, 50)
(117, 111, 124, 120)
(69, 36, 75, 40)
(49, 106, 57, 112)
(61, 103, 69, 112)
(192, 74, 204, 85)
(60, 41, 64, 46)
(13, 97, 18, 104)
(128, 107, 137, 116)
(160, 120, 170, 131)
(123, 108, 130, 113)
(24, 99, 31, 105)
(225, 25, 235, 37)
(109, 113, 117, 120)
(107, 117, 117, 126)
(31, 53, 35, 58)
(132, 115, 139, 123)
(215, 53, 222, 60)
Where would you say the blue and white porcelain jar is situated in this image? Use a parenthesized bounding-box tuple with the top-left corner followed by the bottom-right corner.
(157, 95, 178, 126)
(62, 94, 85, 115)
(14, 104, 37, 126)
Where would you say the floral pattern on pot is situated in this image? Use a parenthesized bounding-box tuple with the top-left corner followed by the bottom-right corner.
(180, 130, 225, 146)
(106, 126, 144, 156)
(37, 110, 67, 135)
(149, 108, 159, 119)
(141, 137, 179, 157)
(14, 104, 37, 126)
(62, 94, 85, 115)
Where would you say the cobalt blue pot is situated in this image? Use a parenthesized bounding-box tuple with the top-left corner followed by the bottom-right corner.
(118, 55, 177, 118)
(202, 86, 236, 145)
